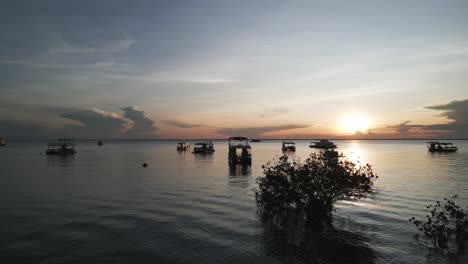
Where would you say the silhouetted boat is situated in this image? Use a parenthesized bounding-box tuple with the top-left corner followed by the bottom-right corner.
(282, 141, 296, 152)
(228, 137, 252, 166)
(427, 141, 458, 153)
(193, 141, 215, 154)
(46, 139, 77, 155)
(0, 138, 5, 146)
(250, 139, 261, 142)
(177, 142, 190, 151)
(310, 139, 337, 149)
(98, 141, 103, 146)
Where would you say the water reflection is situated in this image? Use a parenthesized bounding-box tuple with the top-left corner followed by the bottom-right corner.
(345, 141, 363, 169)
(176, 150, 191, 161)
(260, 214, 375, 264)
(46, 154, 75, 167)
(193, 153, 214, 163)
(229, 164, 251, 176)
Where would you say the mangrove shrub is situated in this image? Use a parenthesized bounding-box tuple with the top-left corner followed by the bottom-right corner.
(410, 195, 468, 249)
(255, 152, 378, 226)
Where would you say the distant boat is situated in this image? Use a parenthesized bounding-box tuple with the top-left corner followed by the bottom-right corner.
(427, 141, 458, 153)
(193, 141, 215, 154)
(98, 141, 103, 146)
(177, 142, 190, 151)
(0, 138, 5, 146)
(282, 141, 296, 152)
(46, 139, 77, 155)
(250, 139, 261, 142)
(310, 139, 337, 149)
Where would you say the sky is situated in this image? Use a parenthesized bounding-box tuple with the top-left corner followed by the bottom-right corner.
(1, 0, 467, 139)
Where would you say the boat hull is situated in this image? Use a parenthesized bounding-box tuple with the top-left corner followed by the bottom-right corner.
(46, 149, 77, 155)
(428, 149, 457, 153)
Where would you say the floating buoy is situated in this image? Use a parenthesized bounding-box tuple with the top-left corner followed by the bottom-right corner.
(142, 163, 148, 168)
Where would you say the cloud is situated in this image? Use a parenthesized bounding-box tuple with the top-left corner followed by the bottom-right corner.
(49, 34, 135, 54)
(60, 108, 128, 138)
(163, 120, 208, 129)
(386, 121, 421, 133)
(0, 59, 115, 69)
(116, 71, 237, 84)
(386, 99, 468, 138)
(217, 124, 308, 138)
(260, 106, 290, 118)
(0, 119, 47, 139)
(121, 106, 158, 139)
(421, 99, 468, 138)
(0, 106, 159, 140)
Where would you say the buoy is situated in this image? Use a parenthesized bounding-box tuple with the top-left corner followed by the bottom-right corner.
(142, 163, 148, 168)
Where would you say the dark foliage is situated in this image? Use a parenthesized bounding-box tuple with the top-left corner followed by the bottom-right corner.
(410, 195, 468, 250)
(254, 152, 378, 228)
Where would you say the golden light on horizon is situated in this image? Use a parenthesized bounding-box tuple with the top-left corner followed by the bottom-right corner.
(340, 115, 369, 134)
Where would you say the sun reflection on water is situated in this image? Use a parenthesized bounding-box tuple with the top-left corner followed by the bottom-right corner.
(346, 141, 363, 168)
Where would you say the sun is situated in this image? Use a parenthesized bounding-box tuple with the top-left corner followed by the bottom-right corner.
(340, 115, 369, 134)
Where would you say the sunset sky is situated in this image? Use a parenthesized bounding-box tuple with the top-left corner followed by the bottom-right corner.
(1, 0, 467, 139)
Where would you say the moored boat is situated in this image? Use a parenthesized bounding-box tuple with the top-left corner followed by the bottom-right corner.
(193, 141, 215, 154)
(177, 142, 190, 151)
(282, 141, 296, 152)
(427, 141, 458, 153)
(228, 137, 252, 166)
(310, 139, 337, 149)
(46, 139, 77, 155)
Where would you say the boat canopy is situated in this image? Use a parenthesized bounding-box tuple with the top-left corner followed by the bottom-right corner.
(426, 141, 454, 145)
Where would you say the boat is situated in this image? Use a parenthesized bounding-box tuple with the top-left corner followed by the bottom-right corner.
(310, 139, 337, 149)
(282, 141, 296, 152)
(0, 138, 5, 146)
(427, 141, 458, 153)
(46, 139, 77, 155)
(177, 142, 190, 151)
(98, 140, 103, 146)
(228, 137, 252, 166)
(250, 139, 261, 142)
(193, 141, 215, 154)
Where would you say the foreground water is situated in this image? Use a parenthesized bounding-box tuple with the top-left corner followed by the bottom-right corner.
(1, 140, 467, 263)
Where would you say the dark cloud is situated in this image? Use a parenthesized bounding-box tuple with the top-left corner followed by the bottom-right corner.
(163, 120, 208, 129)
(386, 99, 468, 138)
(418, 99, 468, 138)
(121, 107, 158, 139)
(386, 121, 422, 133)
(0, 119, 48, 139)
(217, 125, 308, 138)
(0, 106, 159, 140)
(60, 108, 127, 138)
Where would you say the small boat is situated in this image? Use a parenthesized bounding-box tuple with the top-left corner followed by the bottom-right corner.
(0, 138, 5, 146)
(250, 139, 261, 142)
(177, 142, 190, 151)
(282, 141, 296, 152)
(46, 139, 77, 155)
(228, 137, 252, 166)
(98, 141, 103, 146)
(310, 139, 337, 149)
(427, 141, 458, 153)
(193, 141, 215, 154)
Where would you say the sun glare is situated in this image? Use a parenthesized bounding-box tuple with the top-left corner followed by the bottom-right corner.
(340, 115, 369, 134)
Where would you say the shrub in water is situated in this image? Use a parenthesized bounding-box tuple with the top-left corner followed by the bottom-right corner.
(254, 152, 378, 229)
(410, 195, 468, 249)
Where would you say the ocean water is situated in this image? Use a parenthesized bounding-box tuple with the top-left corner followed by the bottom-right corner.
(1, 140, 467, 263)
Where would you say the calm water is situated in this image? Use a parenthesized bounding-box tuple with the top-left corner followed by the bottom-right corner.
(1, 140, 468, 263)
